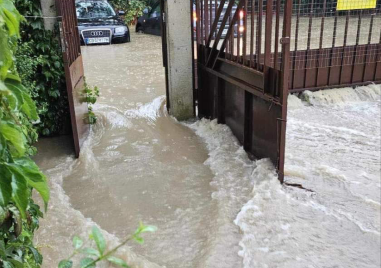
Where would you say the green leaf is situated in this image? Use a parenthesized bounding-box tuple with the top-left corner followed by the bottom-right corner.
(133, 236, 144, 245)
(91, 226, 106, 255)
(2, 261, 13, 268)
(0, 27, 13, 79)
(0, 164, 12, 206)
(21, 91, 39, 120)
(5, 73, 21, 83)
(8, 258, 24, 268)
(5, 79, 38, 119)
(27, 246, 43, 264)
(58, 260, 73, 268)
(73, 236, 83, 250)
(140, 224, 157, 234)
(80, 257, 95, 268)
(107, 256, 130, 268)
(10, 157, 50, 210)
(80, 247, 100, 258)
(8, 165, 29, 219)
(0, 121, 26, 157)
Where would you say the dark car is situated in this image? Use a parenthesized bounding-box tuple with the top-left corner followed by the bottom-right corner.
(76, 0, 130, 45)
(136, 3, 161, 36)
(136, 1, 243, 37)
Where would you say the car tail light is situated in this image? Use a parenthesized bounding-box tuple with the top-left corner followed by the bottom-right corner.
(193, 11, 197, 22)
(239, 26, 245, 32)
(239, 10, 244, 19)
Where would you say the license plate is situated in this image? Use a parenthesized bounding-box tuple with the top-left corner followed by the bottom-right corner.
(86, 37, 110, 44)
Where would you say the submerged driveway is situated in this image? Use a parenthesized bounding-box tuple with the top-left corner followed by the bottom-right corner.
(34, 31, 380, 268)
(34, 32, 250, 268)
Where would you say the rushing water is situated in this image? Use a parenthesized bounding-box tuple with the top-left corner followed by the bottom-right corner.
(34, 31, 380, 268)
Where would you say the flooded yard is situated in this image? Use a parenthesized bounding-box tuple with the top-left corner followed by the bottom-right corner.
(34, 31, 380, 268)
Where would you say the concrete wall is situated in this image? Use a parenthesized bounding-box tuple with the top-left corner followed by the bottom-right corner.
(40, 0, 57, 31)
(165, 0, 194, 120)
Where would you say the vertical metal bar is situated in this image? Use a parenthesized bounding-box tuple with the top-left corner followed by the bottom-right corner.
(227, 12, 231, 60)
(243, 0, 248, 65)
(327, 10, 338, 85)
(264, 0, 273, 69)
(196, 0, 201, 45)
(373, 27, 381, 81)
(362, 14, 374, 81)
(200, 0, 204, 45)
(249, 0, 255, 68)
(209, 0, 213, 39)
(243, 91, 252, 151)
(190, 0, 196, 115)
(291, 0, 302, 89)
(256, 0, 263, 70)
(303, 0, 314, 88)
(205, 0, 209, 45)
(339, 10, 350, 84)
(350, 10, 362, 83)
(278, 0, 292, 183)
(274, 0, 281, 70)
(315, 0, 327, 86)
(230, 8, 234, 59)
(237, 13, 241, 63)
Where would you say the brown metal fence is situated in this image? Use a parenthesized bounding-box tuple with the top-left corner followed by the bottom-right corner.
(194, 0, 380, 182)
(289, 0, 381, 92)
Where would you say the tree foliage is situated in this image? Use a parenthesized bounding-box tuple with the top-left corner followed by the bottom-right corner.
(0, 0, 49, 266)
(109, 0, 158, 25)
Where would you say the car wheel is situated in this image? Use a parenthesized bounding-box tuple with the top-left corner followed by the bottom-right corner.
(136, 24, 143, 33)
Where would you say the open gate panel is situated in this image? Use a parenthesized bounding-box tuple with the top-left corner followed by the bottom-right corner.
(56, 0, 89, 157)
(195, 0, 292, 182)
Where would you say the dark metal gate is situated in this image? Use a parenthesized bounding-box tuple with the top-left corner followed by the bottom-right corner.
(194, 0, 380, 182)
(194, 0, 292, 182)
(56, 0, 88, 157)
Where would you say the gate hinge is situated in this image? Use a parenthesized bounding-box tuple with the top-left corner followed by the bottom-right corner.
(280, 37, 290, 44)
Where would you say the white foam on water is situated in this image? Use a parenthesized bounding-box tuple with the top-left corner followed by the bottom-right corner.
(300, 83, 381, 106)
(234, 84, 381, 268)
(125, 96, 166, 123)
(186, 119, 254, 268)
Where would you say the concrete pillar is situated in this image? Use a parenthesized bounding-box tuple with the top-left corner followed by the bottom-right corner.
(40, 0, 57, 31)
(165, 0, 194, 120)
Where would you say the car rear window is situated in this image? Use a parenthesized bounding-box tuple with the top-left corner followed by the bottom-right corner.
(76, 1, 116, 19)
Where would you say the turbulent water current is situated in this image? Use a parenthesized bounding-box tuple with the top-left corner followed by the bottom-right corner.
(34, 32, 380, 268)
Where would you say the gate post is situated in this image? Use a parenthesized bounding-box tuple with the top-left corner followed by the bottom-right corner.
(40, 0, 57, 31)
(278, 0, 293, 183)
(163, 0, 194, 120)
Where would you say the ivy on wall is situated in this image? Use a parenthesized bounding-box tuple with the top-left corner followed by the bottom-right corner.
(15, 0, 70, 136)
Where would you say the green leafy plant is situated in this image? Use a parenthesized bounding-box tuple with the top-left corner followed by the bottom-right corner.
(14, 0, 69, 136)
(109, 0, 155, 25)
(0, 0, 50, 266)
(81, 79, 100, 125)
(59, 223, 157, 268)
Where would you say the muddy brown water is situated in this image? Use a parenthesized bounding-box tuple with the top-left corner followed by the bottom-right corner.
(34, 32, 246, 268)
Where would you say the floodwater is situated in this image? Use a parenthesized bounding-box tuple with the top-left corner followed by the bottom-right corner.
(34, 31, 380, 268)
